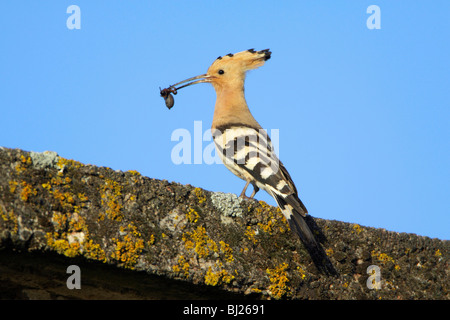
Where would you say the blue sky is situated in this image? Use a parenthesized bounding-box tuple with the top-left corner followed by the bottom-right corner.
(1, 1, 449, 240)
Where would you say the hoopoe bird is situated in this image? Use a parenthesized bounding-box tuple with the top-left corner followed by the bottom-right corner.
(161, 49, 334, 273)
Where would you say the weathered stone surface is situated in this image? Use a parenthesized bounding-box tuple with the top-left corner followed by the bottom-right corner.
(0, 147, 448, 299)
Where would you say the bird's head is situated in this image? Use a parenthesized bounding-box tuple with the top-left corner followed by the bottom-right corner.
(161, 49, 271, 100)
(206, 49, 271, 90)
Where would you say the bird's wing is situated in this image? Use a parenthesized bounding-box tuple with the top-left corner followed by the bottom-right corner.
(213, 124, 308, 215)
(214, 124, 338, 274)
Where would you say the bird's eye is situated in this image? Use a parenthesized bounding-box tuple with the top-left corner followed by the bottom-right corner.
(218, 69, 225, 75)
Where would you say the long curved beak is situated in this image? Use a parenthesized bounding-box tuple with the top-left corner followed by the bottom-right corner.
(167, 73, 213, 91)
(160, 73, 213, 109)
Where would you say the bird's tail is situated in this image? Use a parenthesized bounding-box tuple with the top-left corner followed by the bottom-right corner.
(272, 193, 337, 275)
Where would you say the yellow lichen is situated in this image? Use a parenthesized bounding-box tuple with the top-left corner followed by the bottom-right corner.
(173, 255, 190, 278)
(352, 224, 363, 234)
(77, 193, 88, 202)
(184, 239, 194, 250)
(27, 158, 108, 264)
(56, 157, 83, 170)
(127, 170, 141, 176)
(19, 181, 37, 202)
(240, 247, 249, 254)
(219, 241, 234, 263)
(0, 208, 18, 234)
(186, 208, 200, 224)
(371, 250, 394, 263)
(84, 239, 107, 262)
(182, 225, 218, 258)
(51, 188, 76, 210)
(204, 261, 235, 286)
(100, 179, 123, 221)
(41, 182, 52, 191)
(45, 207, 108, 263)
(46, 232, 82, 258)
(244, 226, 258, 245)
(110, 223, 145, 269)
(51, 212, 68, 232)
(40, 174, 82, 214)
(296, 266, 307, 280)
(15, 155, 31, 173)
(194, 187, 207, 204)
(147, 234, 155, 246)
(21, 155, 32, 165)
(68, 213, 87, 232)
(254, 201, 289, 235)
(266, 262, 291, 299)
(325, 247, 334, 256)
(9, 180, 18, 193)
(371, 250, 400, 270)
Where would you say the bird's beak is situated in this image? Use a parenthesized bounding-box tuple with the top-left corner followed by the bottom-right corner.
(160, 73, 214, 109)
(167, 73, 214, 91)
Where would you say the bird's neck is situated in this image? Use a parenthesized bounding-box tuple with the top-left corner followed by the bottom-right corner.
(212, 86, 261, 130)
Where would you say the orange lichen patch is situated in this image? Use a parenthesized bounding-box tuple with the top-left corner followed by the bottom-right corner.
(8, 180, 18, 193)
(172, 255, 190, 278)
(100, 179, 123, 221)
(46, 226, 106, 262)
(352, 224, 363, 234)
(296, 266, 307, 280)
(244, 226, 258, 245)
(204, 261, 235, 286)
(21, 155, 32, 165)
(110, 223, 145, 269)
(371, 250, 400, 270)
(77, 193, 88, 202)
(52, 188, 75, 207)
(127, 170, 141, 176)
(147, 234, 155, 247)
(186, 208, 200, 224)
(40, 171, 84, 215)
(45, 207, 108, 262)
(182, 225, 218, 259)
(325, 247, 334, 256)
(46, 233, 82, 258)
(181, 223, 235, 277)
(15, 155, 32, 173)
(219, 240, 234, 263)
(0, 207, 18, 234)
(56, 157, 83, 170)
(51, 212, 68, 232)
(83, 239, 107, 262)
(266, 262, 291, 299)
(257, 201, 289, 234)
(69, 212, 88, 233)
(193, 187, 207, 204)
(46, 211, 87, 259)
(19, 181, 37, 202)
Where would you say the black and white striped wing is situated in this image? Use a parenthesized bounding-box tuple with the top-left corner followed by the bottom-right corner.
(213, 125, 308, 215)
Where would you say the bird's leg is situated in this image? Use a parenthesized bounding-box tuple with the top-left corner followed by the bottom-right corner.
(240, 181, 259, 200)
(240, 181, 251, 199)
(249, 184, 260, 199)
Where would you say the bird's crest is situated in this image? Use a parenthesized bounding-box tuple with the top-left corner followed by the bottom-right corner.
(209, 49, 271, 73)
